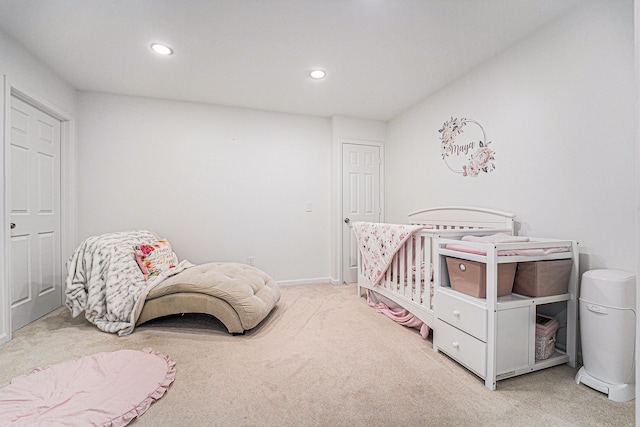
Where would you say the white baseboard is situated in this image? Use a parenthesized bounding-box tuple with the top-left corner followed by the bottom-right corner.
(276, 277, 333, 287)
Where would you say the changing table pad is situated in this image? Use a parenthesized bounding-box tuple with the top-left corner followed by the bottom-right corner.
(445, 233, 570, 256)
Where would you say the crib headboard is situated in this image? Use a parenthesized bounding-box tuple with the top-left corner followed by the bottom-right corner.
(408, 206, 515, 233)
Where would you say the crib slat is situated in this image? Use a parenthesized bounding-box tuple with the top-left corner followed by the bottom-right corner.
(424, 234, 433, 309)
(406, 237, 413, 299)
(399, 245, 405, 297)
(411, 235, 422, 304)
(383, 252, 390, 290)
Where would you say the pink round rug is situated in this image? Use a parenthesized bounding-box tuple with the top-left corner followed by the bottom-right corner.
(0, 348, 175, 426)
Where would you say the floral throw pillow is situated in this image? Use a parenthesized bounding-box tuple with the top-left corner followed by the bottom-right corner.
(135, 239, 179, 280)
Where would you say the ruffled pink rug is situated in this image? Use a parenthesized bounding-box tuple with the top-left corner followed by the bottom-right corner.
(0, 348, 175, 426)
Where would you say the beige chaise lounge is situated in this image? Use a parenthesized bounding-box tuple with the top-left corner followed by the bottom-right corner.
(136, 262, 281, 334)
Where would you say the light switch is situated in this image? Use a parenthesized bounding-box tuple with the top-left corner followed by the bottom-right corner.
(305, 203, 312, 212)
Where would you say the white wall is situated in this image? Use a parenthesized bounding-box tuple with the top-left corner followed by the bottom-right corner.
(386, 0, 636, 274)
(77, 92, 331, 284)
(0, 32, 77, 112)
(634, 0, 639, 414)
(0, 29, 78, 343)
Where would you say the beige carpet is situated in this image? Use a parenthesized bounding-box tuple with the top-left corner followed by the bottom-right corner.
(0, 283, 634, 426)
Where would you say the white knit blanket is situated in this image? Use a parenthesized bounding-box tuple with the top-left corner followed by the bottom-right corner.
(65, 230, 191, 336)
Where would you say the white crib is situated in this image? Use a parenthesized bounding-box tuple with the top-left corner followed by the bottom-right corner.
(356, 206, 516, 329)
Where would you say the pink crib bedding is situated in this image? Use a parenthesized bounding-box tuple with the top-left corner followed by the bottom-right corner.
(352, 222, 431, 286)
(366, 290, 430, 339)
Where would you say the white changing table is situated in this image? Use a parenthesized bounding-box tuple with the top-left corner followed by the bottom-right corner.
(433, 238, 579, 390)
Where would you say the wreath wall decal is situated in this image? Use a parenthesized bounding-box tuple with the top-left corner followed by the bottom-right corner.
(439, 117, 495, 177)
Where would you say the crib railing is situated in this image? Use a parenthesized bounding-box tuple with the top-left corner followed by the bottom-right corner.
(358, 229, 433, 309)
(389, 232, 430, 307)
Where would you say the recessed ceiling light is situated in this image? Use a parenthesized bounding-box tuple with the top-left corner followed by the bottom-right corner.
(151, 43, 173, 55)
(309, 69, 326, 79)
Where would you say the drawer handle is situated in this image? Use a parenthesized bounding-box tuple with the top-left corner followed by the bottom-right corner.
(458, 263, 466, 271)
(452, 342, 460, 349)
(452, 310, 460, 317)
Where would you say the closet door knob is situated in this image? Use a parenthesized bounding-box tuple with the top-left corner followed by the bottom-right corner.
(344, 218, 350, 224)
(452, 342, 460, 349)
(452, 310, 460, 317)
(10, 223, 15, 229)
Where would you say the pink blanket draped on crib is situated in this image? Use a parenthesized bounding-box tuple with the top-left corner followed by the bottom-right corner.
(352, 222, 431, 286)
(352, 222, 432, 339)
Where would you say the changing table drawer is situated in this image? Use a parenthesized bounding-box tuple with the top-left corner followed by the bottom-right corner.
(435, 318, 487, 378)
(436, 289, 487, 341)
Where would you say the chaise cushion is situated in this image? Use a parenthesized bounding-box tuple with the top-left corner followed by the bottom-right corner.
(143, 262, 280, 331)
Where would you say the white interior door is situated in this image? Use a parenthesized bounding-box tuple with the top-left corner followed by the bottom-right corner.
(9, 95, 62, 331)
(342, 142, 382, 283)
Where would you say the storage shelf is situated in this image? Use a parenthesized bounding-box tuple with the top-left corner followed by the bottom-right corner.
(437, 286, 571, 310)
(533, 351, 570, 370)
(433, 236, 579, 391)
(496, 351, 571, 381)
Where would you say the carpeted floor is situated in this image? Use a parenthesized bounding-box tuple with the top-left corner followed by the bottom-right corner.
(0, 283, 634, 426)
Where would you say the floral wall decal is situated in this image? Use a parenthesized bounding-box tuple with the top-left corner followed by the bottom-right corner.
(439, 117, 495, 177)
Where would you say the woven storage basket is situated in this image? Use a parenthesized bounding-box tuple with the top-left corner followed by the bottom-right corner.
(513, 259, 572, 297)
(535, 315, 559, 360)
(445, 257, 516, 298)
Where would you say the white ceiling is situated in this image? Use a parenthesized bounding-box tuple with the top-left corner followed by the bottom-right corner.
(0, 0, 583, 121)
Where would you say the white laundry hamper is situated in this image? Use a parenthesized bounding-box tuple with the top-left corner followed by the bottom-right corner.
(575, 269, 636, 402)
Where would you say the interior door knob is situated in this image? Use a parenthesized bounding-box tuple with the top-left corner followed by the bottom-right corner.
(344, 218, 350, 224)
(10, 223, 15, 229)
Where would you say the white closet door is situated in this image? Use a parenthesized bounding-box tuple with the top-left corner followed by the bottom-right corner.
(342, 142, 382, 283)
(9, 95, 62, 331)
